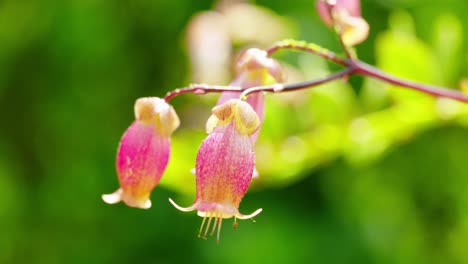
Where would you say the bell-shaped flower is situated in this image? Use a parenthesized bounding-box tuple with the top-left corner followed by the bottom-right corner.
(102, 97, 179, 209)
(316, 0, 369, 46)
(170, 99, 262, 242)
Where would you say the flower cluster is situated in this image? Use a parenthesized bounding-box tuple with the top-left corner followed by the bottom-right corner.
(103, 48, 284, 242)
(101, 0, 468, 244)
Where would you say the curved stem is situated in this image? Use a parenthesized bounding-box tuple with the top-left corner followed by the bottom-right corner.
(164, 42, 468, 104)
(266, 39, 348, 66)
(241, 67, 356, 98)
(164, 84, 243, 102)
(324, 1, 354, 59)
(266, 40, 468, 102)
(337, 33, 354, 59)
(163, 60, 468, 103)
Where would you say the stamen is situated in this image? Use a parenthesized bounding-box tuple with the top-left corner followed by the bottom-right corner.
(198, 215, 207, 237)
(210, 213, 219, 236)
(217, 218, 223, 244)
(204, 214, 213, 239)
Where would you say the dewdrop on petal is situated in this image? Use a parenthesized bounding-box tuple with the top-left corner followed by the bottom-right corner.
(170, 99, 262, 242)
(102, 97, 179, 209)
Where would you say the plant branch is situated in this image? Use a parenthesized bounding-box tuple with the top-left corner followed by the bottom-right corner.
(164, 84, 243, 102)
(266, 39, 348, 66)
(266, 40, 468, 103)
(166, 40, 468, 104)
(241, 67, 356, 98)
(163, 68, 355, 103)
(352, 61, 468, 102)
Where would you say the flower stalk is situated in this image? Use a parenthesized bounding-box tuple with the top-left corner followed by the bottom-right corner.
(164, 40, 468, 104)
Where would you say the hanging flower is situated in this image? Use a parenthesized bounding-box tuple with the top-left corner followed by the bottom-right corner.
(102, 97, 179, 209)
(316, 0, 369, 46)
(170, 99, 262, 242)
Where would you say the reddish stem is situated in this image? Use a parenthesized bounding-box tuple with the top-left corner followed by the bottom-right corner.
(241, 67, 356, 97)
(266, 42, 348, 66)
(352, 60, 468, 102)
(266, 42, 468, 103)
(164, 60, 468, 103)
(165, 41, 468, 103)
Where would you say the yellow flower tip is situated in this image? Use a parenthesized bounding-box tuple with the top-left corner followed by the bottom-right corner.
(334, 9, 369, 46)
(233, 100, 260, 135)
(134, 97, 180, 136)
(206, 99, 235, 133)
(102, 188, 152, 209)
(205, 115, 219, 134)
(341, 18, 369, 46)
(211, 100, 233, 121)
(207, 99, 260, 135)
(134, 97, 159, 122)
(236, 48, 285, 83)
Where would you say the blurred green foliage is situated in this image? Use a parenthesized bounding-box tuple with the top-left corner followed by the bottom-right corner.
(1, 0, 468, 263)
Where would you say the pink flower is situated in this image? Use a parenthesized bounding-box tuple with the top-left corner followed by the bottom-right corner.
(102, 97, 179, 209)
(316, 0, 369, 46)
(170, 99, 262, 242)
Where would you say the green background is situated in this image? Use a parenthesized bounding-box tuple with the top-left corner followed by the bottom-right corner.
(1, 0, 468, 263)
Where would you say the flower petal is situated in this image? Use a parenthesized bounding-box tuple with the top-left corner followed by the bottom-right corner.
(236, 208, 263, 220)
(169, 198, 197, 212)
